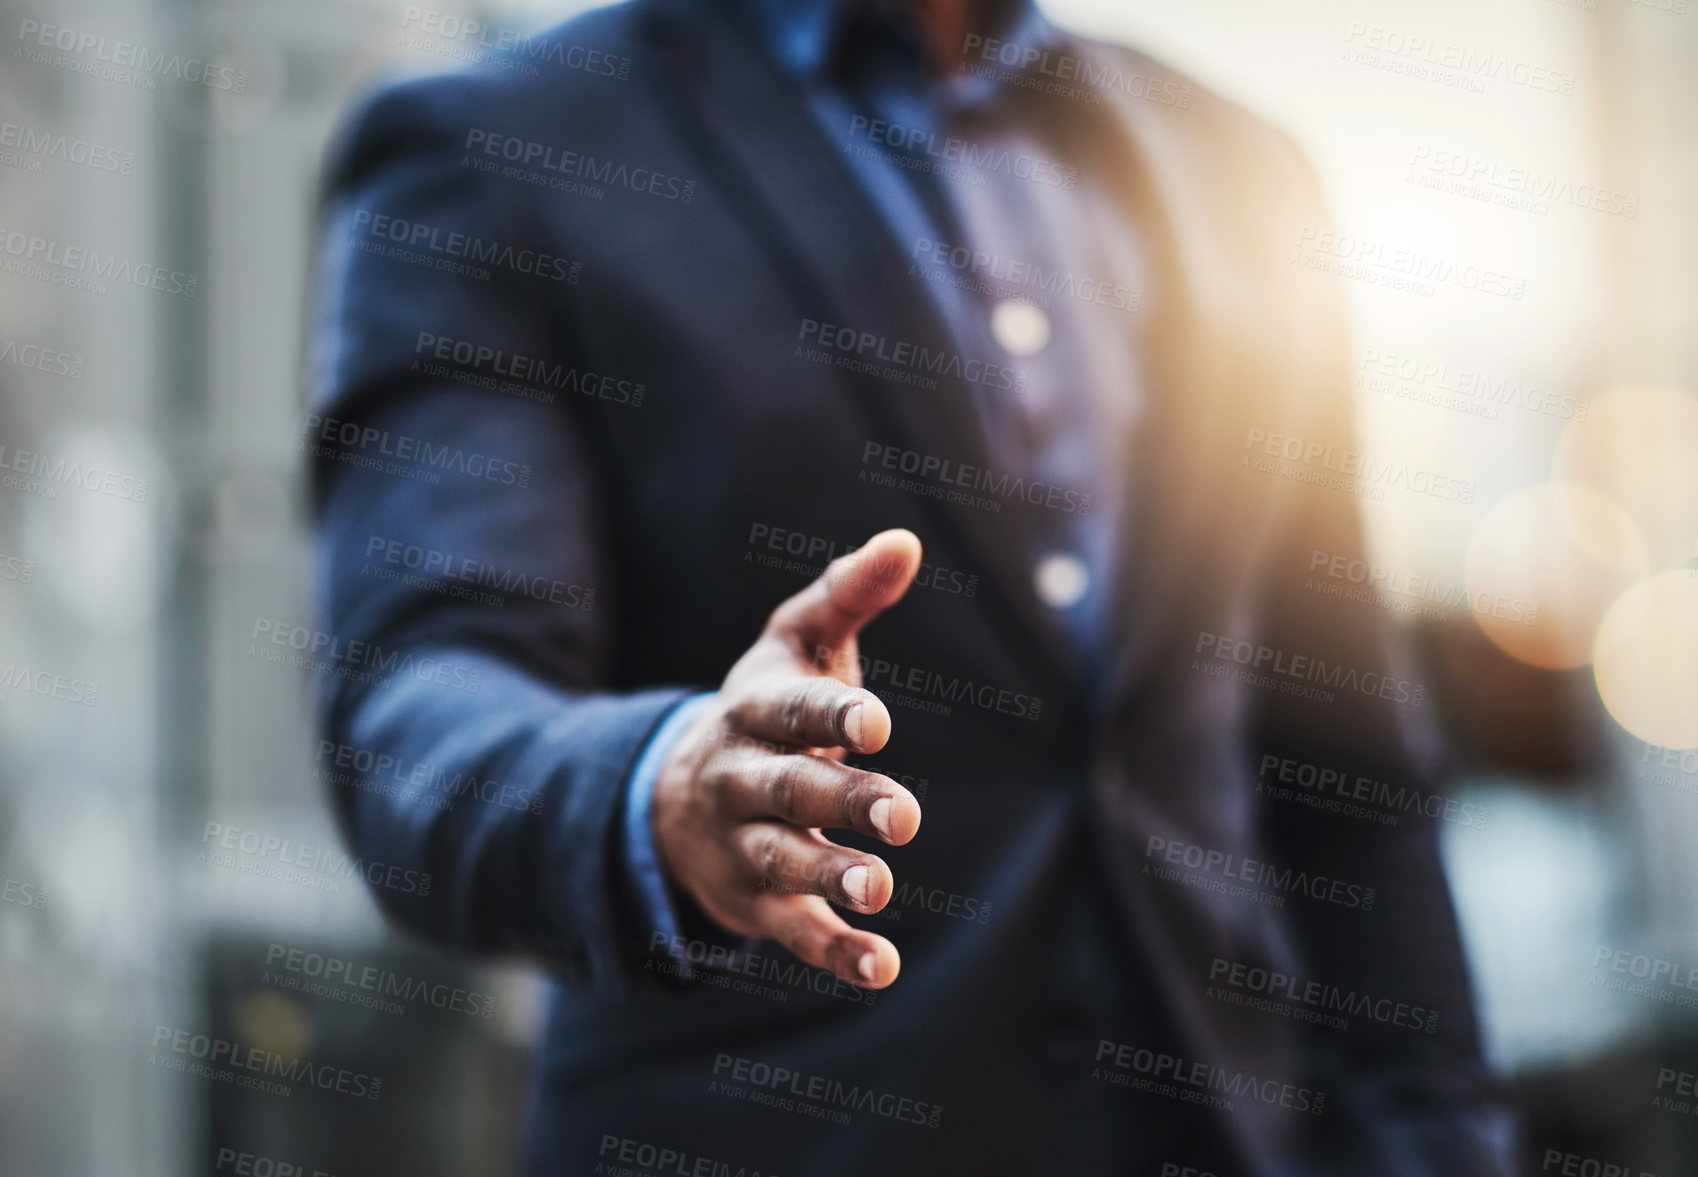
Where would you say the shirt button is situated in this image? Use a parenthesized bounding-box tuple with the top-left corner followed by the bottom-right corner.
(991, 298, 1051, 356)
(1035, 553, 1089, 609)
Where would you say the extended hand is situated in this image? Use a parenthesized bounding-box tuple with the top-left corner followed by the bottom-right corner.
(651, 529, 925, 988)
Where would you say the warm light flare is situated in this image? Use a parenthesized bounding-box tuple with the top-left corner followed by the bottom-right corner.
(1594, 572, 1698, 750)
(1464, 483, 1648, 670)
(1553, 384, 1698, 572)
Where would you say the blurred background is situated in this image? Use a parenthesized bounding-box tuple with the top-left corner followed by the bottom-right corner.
(0, 0, 1693, 1173)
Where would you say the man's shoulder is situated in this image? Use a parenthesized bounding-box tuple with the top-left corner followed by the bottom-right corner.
(1065, 34, 1313, 183)
(324, 2, 653, 191)
(1054, 32, 1329, 256)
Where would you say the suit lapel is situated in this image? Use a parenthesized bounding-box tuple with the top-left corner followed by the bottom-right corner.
(1063, 43, 1240, 713)
(637, 0, 1084, 700)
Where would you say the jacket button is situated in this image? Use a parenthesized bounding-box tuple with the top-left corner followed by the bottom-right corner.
(1035, 552, 1089, 609)
(992, 298, 1051, 356)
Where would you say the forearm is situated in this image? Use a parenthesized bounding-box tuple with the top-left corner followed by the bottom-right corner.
(326, 645, 691, 987)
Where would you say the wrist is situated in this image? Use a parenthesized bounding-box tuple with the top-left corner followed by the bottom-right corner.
(646, 695, 719, 878)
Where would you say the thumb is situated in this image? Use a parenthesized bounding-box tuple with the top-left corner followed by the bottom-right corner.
(767, 529, 923, 661)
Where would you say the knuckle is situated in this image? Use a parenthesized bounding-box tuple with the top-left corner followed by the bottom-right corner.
(800, 850, 837, 897)
(768, 758, 805, 820)
(757, 830, 782, 878)
(807, 678, 847, 739)
(828, 932, 861, 968)
(698, 759, 731, 805)
(780, 688, 809, 742)
(725, 692, 758, 731)
(838, 773, 877, 830)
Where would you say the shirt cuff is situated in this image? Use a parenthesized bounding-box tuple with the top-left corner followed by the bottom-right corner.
(622, 692, 717, 959)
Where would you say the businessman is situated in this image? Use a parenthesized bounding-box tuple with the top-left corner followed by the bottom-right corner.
(311, 0, 1516, 1172)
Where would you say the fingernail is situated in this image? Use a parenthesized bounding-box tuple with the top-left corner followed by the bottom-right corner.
(842, 864, 871, 907)
(857, 951, 877, 983)
(869, 797, 894, 840)
(843, 702, 865, 749)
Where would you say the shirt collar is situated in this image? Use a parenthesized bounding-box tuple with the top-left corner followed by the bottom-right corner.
(736, 0, 1059, 83)
(738, 0, 852, 76)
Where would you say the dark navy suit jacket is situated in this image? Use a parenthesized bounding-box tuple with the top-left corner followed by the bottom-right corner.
(310, 1, 1515, 1172)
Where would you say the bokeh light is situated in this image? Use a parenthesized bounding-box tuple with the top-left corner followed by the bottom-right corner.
(1594, 571, 1698, 750)
(1464, 483, 1648, 670)
(1554, 385, 1698, 573)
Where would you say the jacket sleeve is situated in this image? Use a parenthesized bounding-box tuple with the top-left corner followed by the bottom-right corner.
(307, 74, 690, 992)
(1245, 134, 1517, 1175)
